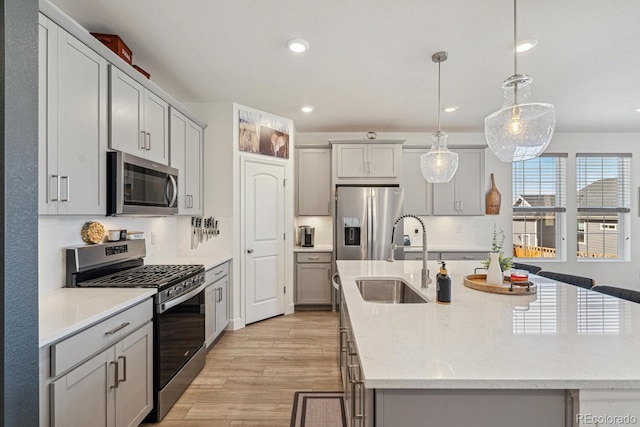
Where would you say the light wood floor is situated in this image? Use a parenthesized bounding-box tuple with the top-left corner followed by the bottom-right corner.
(144, 311, 342, 427)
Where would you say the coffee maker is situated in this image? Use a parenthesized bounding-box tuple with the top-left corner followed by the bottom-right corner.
(298, 225, 315, 247)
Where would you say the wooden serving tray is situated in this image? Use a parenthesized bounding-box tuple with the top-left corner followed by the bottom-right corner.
(463, 274, 537, 295)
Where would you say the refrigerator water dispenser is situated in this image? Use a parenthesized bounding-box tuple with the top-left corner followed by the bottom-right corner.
(343, 217, 361, 246)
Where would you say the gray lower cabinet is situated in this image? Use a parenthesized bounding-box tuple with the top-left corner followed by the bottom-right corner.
(295, 252, 332, 305)
(47, 299, 153, 427)
(205, 261, 230, 347)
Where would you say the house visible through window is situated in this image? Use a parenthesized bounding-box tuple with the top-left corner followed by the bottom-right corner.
(512, 154, 567, 260)
(576, 153, 631, 259)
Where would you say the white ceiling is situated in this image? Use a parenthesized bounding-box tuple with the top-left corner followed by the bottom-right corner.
(50, 0, 640, 133)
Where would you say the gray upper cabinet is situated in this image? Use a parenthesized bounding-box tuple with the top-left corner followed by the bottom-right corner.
(170, 108, 204, 215)
(402, 148, 431, 215)
(39, 15, 108, 215)
(432, 148, 485, 216)
(331, 141, 403, 185)
(296, 148, 331, 216)
(109, 66, 169, 165)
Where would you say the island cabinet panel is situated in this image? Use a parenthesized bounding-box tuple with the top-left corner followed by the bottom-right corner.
(374, 389, 566, 427)
(572, 390, 640, 426)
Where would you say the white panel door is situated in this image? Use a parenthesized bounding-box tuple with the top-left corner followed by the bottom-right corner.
(244, 160, 285, 324)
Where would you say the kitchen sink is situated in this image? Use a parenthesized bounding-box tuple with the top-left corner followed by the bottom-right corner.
(355, 279, 428, 304)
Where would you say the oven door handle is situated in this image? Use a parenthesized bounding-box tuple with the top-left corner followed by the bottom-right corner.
(157, 284, 205, 314)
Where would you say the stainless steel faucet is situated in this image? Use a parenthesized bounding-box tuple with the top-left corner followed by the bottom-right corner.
(388, 214, 431, 288)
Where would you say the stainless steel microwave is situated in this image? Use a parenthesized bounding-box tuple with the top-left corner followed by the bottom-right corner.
(107, 152, 178, 216)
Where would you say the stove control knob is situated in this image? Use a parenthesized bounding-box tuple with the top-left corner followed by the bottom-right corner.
(167, 289, 175, 298)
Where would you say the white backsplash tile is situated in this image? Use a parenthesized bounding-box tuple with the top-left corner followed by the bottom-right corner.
(39, 216, 180, 293)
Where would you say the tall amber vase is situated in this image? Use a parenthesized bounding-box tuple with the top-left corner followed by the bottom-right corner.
(486, 173, 501, 215)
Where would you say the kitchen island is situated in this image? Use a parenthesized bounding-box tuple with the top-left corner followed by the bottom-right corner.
(337, 260, 640, 427)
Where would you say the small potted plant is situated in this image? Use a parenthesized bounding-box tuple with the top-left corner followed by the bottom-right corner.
(483, 224, 513, 285)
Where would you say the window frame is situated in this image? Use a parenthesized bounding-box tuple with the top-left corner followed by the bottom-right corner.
(512, 153, 567, 262)
(575, 153, 631, 262)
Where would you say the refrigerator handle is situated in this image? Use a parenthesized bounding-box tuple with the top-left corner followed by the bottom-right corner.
(366, 196, 375, 259)
(369, 194, 376, 260)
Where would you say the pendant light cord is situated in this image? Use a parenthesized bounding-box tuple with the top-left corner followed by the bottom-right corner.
(437, 59, 442, 132)
(513, 0, 518, 76)
(513, 0, 519, 104)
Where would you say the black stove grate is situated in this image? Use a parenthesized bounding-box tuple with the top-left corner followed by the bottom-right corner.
(78, 264, 204, 288)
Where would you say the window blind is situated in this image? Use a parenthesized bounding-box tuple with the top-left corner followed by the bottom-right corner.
(512, 154, 567, 213)
(576, 153, 631, 213)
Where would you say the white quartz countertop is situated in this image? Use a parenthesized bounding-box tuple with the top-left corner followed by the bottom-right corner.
(39, 288, 156, 348)
(337, 260, 640, 390)
(293, 244, 333, 253)
(403, 246, 490, 252)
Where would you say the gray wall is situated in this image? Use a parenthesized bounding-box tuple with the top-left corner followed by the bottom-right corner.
(1, 0, 40, 425)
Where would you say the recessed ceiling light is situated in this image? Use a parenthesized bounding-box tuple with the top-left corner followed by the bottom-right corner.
(635, 108, 640, 112)
(301, 106, 314, 113)
(516, 39, 537, 53)
(287, 38, 309, 53)
(443, 106, 458, 113)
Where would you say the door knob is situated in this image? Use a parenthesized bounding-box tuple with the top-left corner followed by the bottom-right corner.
(247, 249, 254, 253)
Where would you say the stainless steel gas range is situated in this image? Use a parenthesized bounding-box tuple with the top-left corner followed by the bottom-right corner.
(66, 239, 206, 422)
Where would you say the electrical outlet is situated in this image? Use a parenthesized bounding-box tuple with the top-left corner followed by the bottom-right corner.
(456, 225, 462, 234)
(151, 231, 157, 245)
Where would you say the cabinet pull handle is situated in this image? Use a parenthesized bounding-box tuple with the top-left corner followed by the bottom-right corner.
(60, 176, 70, 202)
(367, 161, 372, 175)
(140, 131, 145, 150)
(190, 195, 193, 209)
(462, 256, 473, 259)
(308, 256, 320, 260)
(118, 356, 127, 384)
(105, 322, 130, 335)
(460, 200, 464, 212)
(51, 175, 60, 201)
(247, 249, 254, 254)
(110, 360, 118, 389)
(146, 132, 151, 151)
(214, 270, 224, 276)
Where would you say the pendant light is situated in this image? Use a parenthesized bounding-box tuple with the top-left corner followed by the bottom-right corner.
(484, 0, 556, 162)
(420, 51, 459, 183)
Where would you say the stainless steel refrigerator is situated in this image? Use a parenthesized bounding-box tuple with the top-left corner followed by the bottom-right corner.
(335, 186, 404, 260)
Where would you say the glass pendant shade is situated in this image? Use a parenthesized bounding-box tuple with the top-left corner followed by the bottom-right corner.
(420, 131, 458, 183)
(485, 74, 555, 162)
